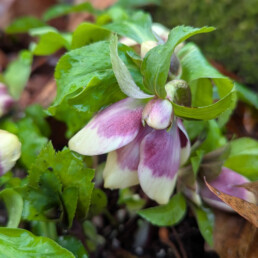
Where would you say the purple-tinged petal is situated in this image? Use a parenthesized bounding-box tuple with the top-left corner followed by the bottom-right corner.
(142, 98, 173, 130)
(0, 83, 14, 117)
(200, 167, 255, 212)
(177, 119, 191, 165)
(0, 130, 21, 175)
(69, 98, 144, 155)
(103, 126, 153, 189)
(138, 124, 181, 204)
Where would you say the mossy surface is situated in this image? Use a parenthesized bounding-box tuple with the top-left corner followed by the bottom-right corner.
(154, 0, 258, 86)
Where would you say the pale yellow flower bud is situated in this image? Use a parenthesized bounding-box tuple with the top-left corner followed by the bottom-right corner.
(0, 130, 21, 175)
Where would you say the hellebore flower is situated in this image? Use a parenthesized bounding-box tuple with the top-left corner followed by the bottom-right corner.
(0, 83, 14, 117)
(0, 130, 21, 175)
(200, 167, 255, 212)
(69, 96, 190, 204)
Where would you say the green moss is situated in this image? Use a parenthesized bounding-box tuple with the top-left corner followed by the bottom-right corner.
(154, 0, 258, 85)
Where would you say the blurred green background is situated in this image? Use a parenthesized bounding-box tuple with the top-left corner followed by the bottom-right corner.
(154, 0, 258, 89)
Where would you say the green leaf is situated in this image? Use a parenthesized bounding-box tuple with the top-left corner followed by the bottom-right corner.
(43, 2, 95, 21)
(191, 150, 205, 176)
(115, 0, 160, 8)
(57, 236, 88, 258)
(30, 27, 71, 55)
(235, 82, 258, 109)
(22, 172, 63, 221)
(104, 10, 156, 43)
(191, 78, 213, 107)
(172, 42, 237, 120)
(199, 120, 227, 153)
(4, 50, 32, 99)
(71, 22, 111, 49)
(88, 188, 107, 217)
(192, 206, 214, 247)
(17, 117, 48, 169)
(118, 188, 146, 212)
(110, 34, 152, 98)
(0, 228, 74, 257)
(5, 16, 46, 34)
(0, 189, 23, 228)
(62, 187, 79, 228)
(28, 143, 95, 219)
(138, 193, 186, 226)
(224, 138, 258, 181)
(49, 40, 142, 135)
(142, 26, 215, 98)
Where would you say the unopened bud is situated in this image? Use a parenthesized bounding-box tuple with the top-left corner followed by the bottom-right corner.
(165, 80, 191, 106)
(142, 98, 173, 130)
(0, 130, 21, 175)
(140, 40, 158, 58)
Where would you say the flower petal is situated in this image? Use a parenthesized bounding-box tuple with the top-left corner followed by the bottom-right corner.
(103, 126, 152, 189)
(142, 98, 173, 130)
(138, 124, 181, 204)
(0, 83, 14, 117)
(200, 167, 255, 212)
(177, 119, 191, 165)
(69, 98, 144, 155)
(0, 130, 21, 175)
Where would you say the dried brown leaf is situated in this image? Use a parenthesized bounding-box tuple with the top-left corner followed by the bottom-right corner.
(238, 181, 258, 203)
(204, 178, 258, 227)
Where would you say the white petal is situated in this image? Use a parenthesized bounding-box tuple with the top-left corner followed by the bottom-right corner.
(0, 130, 21, 175)
(103, 126, 152, 189)
(69, 98, 144, 155)
(177, 119, 191, 165)
(138, 125, 181, 204)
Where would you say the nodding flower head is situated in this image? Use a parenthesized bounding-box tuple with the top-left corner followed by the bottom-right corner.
(69, 95, 190, 204)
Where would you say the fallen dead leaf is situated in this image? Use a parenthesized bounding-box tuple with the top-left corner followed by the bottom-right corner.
(238, 181, 258, 204)
(212, 210, 258, 258)
(205, 178, 258, 227)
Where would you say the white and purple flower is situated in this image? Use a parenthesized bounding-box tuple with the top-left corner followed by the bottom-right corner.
(199, 167, 255, 212)
(69, 96, 190, 204)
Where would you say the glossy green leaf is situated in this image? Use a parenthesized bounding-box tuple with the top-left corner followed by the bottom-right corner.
(88, 188, 107, 217)
(138, 193, 186, 226)
(22, 172, 63, 221)
(71, 22, 111, 49)
(142, 26, 214, 97)
(5, 16, 46, 34)
(235, 82, 258, 109)
(0, 189, 23, 228)
(191, 78, 213, 107)
(193, 206, 214, 247)
(115, 0, 160, 8)
(43, 2, 95, 21)
(199, 120, 227, 153)
(104, 10, 156, 43)
(4, 50, 32, 99)
(191, 150, 205, 176)
(30, 27, 71, 55)
(173, 42, 237, 120)
(62, 187, 78, 228)
(17, 117, 48, 169)
(58, 236, 88, 258)
(49, 40, 142, 135)
(28, 143, 95, 219)
(0, 228, 74, 257)
(224, 138, 258, 181)
(110, 34, 152, 98)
